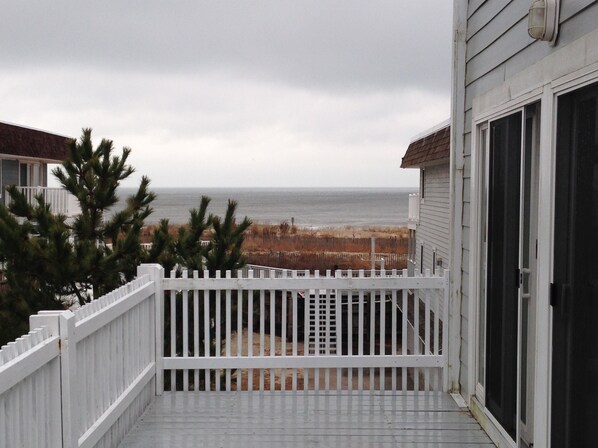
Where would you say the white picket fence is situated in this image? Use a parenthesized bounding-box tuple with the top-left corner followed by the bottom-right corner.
(0, 264, 449, 448)
(0, 326, 62, 448)
(161, 268, 449, 394)
(0, 267, 158, 448)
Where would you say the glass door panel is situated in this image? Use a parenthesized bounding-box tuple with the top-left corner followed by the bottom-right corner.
(485, 111, 522, 440)
(552, 81, 598, 448)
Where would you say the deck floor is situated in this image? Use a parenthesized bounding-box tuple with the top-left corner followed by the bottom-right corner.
(119, 391, 495, 447)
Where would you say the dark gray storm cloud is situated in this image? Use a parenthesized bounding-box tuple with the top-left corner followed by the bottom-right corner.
(1, 1, 452, 93)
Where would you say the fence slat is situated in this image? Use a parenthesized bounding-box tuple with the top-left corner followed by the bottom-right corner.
(225, 271, 232, 392)
(281, 272, 288, 391)
(358, 270, 364, 390)
(170, 269, 177, 392)
(193, 272, 199, 391)
(203, 286, 210, 391)
(247, 270, 254, 392)
(425, 286, 431, 391)
(215, 271, 222, 392)
(391, 285, 397, 392)
(260, 271, 266, 391)
(335, 270, 342, 391)
(325, 272, 331, 390)
(369, 282, 375, 392)
(182, 270, 189, 392)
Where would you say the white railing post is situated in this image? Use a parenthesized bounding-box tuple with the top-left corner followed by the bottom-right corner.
(30, 310, 79, 448)
(138, 263, 165, 395)
(59, 311, 79, 448)
(29, 311, 61, 335)
(27, 312, 62, 447)
(442, 269, 451, 392)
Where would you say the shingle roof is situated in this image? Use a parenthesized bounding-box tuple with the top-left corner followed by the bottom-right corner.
(401, 124, 450, 168)
(0, 122, 72, 162)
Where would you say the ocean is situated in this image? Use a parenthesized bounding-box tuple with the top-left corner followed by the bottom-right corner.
(116, 187, 417, 228)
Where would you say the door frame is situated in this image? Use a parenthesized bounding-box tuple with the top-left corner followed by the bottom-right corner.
(469, 103, 540, 446)
(467, 61, 598, 448)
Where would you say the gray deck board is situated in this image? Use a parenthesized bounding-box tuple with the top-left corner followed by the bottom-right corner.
(119, 391, 495, 447)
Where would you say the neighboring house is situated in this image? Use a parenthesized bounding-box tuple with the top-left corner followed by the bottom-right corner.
(450, 1, 598, 447)
(401, 120, 450, 278)
(0, 121, 76, 215)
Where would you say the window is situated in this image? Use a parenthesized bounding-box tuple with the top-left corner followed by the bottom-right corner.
(19, 163, 28, 187)
(420, 244, 424, 274)
(420, 169, 425, 200)
(432, 249, 437, 274)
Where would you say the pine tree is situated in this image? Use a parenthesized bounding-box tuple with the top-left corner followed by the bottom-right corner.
(175, 195, 213, 272)
(0, 128, 253, 349)
(0, 129, 155, 344)
(144, 196, 252, 278)
(53, 129, 155, 299)
(144, 196, 252, 387)
(204, 200, 252, 276)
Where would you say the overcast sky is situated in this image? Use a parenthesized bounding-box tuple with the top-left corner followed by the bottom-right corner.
(0, 1, 453, 188)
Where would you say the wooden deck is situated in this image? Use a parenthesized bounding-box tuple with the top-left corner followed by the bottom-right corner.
(120, 391, 494, 447)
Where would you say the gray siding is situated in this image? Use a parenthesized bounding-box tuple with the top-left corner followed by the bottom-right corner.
(415, 162, 450, 318)
(458, 0, 598, 396)
(416, 162, 450, 274)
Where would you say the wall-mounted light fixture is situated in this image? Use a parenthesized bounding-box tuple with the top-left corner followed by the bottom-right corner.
(528, 0, 560, 43)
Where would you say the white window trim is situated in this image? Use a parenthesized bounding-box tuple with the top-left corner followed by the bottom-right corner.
(472, 122, 488, 405)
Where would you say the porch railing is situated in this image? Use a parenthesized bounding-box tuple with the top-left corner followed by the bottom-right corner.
(0, 326, 62, 447)
(0, 271, 157, 448)
(161, 267, 449, 393)
(5, 186, 80, 216)
(0, 264, 449, 448)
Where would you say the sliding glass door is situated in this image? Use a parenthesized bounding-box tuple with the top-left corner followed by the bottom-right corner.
(552, 81, 598, 448)
(485, 112, 522, 439)
(477, 104, 539, 445)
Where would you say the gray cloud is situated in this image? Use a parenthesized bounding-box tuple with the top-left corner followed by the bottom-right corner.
(0, 1, 452, 188)
(1, 1, 452, 93)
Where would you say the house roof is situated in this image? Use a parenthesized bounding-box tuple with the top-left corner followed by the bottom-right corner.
(0, 122, 72, 162)
(401, 121, 450, 168)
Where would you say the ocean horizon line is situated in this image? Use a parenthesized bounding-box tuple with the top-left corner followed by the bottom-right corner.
(113, 187, 414, 227)
(120, 186, 418, 191)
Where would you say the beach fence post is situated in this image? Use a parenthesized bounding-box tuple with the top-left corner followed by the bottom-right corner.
(370, 237, 376, 270)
